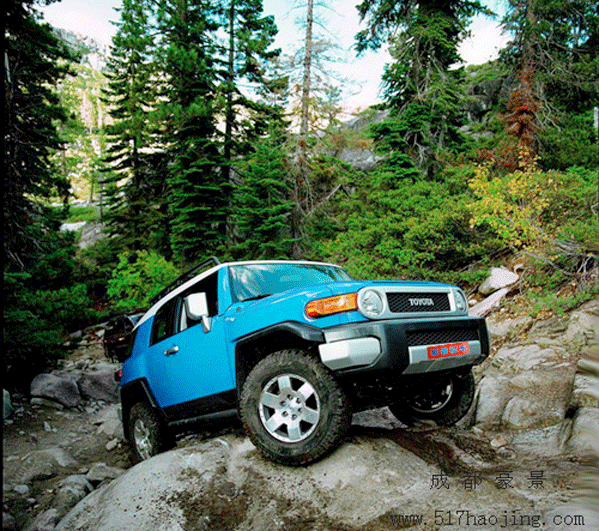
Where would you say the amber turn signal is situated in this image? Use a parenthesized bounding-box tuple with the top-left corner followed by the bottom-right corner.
(305, 293, 358, 318)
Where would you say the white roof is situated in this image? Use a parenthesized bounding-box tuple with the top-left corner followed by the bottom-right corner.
(135, 260, 341, 328)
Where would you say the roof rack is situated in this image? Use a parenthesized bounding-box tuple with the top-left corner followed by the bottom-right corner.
(151, 256, 221, 305)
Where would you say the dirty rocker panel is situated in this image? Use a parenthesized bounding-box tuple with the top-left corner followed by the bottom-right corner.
(162, 388, 238, 426)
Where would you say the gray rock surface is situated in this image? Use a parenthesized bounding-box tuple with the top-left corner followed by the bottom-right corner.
(4, 389, 13, 420)
(479, 267, 520, 295)
(30, 373, 83, 409)
(77, 369, 119, 403)
(12, 447, 78, 484)
(55, 435, 570, 531)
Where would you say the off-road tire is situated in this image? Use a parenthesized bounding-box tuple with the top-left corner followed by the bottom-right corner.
(240, 349, 352, 466)
(128, 402, 174, 462)
(389, 370, 475, 427)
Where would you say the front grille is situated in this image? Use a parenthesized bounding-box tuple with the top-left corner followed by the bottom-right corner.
(406, 328, 479, 347)
(387, 292, 450, 313)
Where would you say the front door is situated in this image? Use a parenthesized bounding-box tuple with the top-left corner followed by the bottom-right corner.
(145, 271, 235, 410)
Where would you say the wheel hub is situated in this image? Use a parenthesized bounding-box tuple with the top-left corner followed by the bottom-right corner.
(133, 419, 152, 460)
(409, 378, 454, 414)
(259, 373, 321, 443)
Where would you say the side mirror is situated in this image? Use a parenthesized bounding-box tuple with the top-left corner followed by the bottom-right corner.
(184, 292, 212, 333)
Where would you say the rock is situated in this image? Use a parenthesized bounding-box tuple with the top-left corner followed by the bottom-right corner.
(30, 398, 65, 410)
(77, 369, 119, 403)
(59, 221, 86, 232)
(485, 314, 532, 342)
(13, 484, 30, 495)
(2, 512, 18, 531)
(3, 389, 13, 420)
(479, 267, 519, 295)
(502, 396, 563, 429)
(56, 434, 570, 531)
(30, 373, 83, 409)
(92, 404, 124, 439)
(105, 439, 118, 451)
(85, 462, 125, 486)
(78, 221, 107, 250)
(510, 422, 572, 456)
(490, 435, 508, 449)
(14, 448, 78, 484)
(469, 288, 509, 317)
(474, 375, 512, 426)
(25, 508, 59, 531)
(51, 475, 94, 519)
(566, 408, 599, 456)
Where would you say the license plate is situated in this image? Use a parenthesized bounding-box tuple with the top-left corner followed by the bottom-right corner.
(427, 342, 470, 360)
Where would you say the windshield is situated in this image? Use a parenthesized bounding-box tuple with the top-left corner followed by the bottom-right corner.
(229, 263, 353, 302)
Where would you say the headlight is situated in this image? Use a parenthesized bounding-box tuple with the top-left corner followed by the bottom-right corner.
(358, 289, 384, 318)
(454, 289, 468, 313)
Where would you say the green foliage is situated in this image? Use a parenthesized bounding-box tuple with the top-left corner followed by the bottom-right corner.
(3, 272, 96, 391)
(231, 138, 295, 259)
(469, 157, 598, 250)
(4, 1, 77, 269)
(106, 251, 180, 313)
(316, 159, 496, 283)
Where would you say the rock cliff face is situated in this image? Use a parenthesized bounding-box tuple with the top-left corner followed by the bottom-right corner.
(3, 298, 598, 531)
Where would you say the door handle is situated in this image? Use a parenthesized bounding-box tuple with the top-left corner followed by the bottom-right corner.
(164, 346, 179, 356)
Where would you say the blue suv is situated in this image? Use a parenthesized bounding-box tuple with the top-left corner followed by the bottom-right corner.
(118, 258, 489, 466)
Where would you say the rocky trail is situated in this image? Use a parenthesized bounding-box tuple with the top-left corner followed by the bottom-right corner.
(3, 296, 599, 531)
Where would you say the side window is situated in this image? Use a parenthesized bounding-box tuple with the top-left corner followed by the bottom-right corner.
(151, 299, 177, 345)
(176, 272, 219, 333)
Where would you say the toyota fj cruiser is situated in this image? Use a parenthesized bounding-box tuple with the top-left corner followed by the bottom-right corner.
(118, 258, 489, 466)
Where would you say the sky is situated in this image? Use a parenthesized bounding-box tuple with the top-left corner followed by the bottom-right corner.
(40, 0, 509, 112)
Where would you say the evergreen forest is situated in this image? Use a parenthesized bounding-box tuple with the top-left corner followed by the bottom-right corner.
(4, 0, 599, 390)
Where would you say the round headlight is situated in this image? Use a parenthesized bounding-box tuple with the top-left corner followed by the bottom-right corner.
(358, 289, 384, 318)
(455, 289, 468, 313)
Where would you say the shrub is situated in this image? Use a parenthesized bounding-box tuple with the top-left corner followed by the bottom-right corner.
(107, 250, 180, 313)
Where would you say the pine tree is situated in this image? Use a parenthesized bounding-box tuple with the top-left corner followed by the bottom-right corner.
(216, 0, 282, 178)
(356, 0, 489, 175)
(502, 0, 599, 165)
(231, 137, 295, 259)
(4, 0, 76, 269)
(102, 0, 170, 255)
(157, 0, 228, 265)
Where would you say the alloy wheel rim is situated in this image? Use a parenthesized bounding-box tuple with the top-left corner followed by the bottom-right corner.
(258, 373, 321, 443)
(133, 419, 152, 460)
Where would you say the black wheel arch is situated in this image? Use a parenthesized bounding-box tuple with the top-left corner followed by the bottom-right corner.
(234, 322, 325, 396)
(120, 378, 164, 441)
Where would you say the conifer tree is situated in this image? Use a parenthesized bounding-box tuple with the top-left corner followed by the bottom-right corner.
(356, 0, 489, 175)
(157, 0, 227, 265)
(231, 137, 295, 259)
(102, 0, 170, 255)
(216, 0, 282, 178)
(4, 0, 75, 269)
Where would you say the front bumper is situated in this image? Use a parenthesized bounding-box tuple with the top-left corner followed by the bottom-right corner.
(317, 316, 489, 375)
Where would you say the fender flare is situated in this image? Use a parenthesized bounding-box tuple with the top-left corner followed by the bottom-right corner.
(119, 378, 162, 440)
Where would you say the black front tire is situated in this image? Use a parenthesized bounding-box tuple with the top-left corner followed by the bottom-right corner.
(127, 402, 174, 461)
(389, 370, 475, 427)
(240, 350, 352, 466)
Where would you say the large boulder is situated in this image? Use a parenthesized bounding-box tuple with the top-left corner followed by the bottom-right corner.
(12, 447, 78, 485)
(478, 267, 519, 296)
(57, 434, 571, 531)
(77, 369, 119, 403)
(30, 373, 83, 409)
(52, 476, 94, 520)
